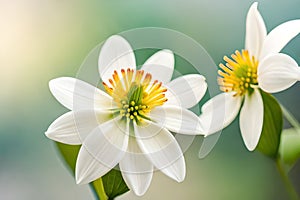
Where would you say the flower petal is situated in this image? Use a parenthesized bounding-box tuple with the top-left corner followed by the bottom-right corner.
(239, 89, 263, 151)
(165, 74, 207, 108)
(134, 121, 186, 182)
(120, 138, 153, 196)
(49, 77, 114, 111)
(75, 118, 129, 184)
(141, 49, 174, 84)
(98, 35, 136, 83)
(198, 132, 221, 159)
(45, 110, 112, 145)
(258, 53, 300, 93)
(149, 105, 203, 135)
(261, 19, 300, 59)
(245, 2, 267, 58)
(199, 92, 242, 136)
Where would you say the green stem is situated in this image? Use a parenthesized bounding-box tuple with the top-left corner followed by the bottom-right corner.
(276, 158, 299, 200)
(280, 104, 300, 130)
(93, 178, 108, 200)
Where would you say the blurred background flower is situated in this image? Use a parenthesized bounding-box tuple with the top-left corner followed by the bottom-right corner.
(0, 0, 299, 199)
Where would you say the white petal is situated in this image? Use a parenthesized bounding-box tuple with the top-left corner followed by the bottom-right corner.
(149, 105, 203, 135)
(75, 118, 129, 184)
(141, 49, 174, 84)
(239, 89, 263, 151)
(98, 35, 136, 83)
(261, 20, 300, 59)
(258, 53, 300, 93)
(134, 121, 186, 182)
(165, 74, 207, 108)
(120, 138, 153, 196)
(45, 110, 112, 145)
(199, 92, 242, 136)
(164, 89, 180, 107)
(245, 2, 267, 58)
(49, 77, 114, 111)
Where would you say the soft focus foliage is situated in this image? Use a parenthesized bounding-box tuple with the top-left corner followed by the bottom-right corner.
(279, 128, 300, 166)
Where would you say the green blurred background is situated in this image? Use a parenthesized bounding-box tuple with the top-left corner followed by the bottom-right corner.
(1, 0, 300, 199)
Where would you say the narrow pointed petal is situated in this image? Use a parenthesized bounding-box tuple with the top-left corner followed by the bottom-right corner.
(98, 35, 136, 83)
(261, 20, 300, 59)
(141, 49, 174, 84)
(240, 89, 263, 151)
(134, 121, 186, 182)
(258, 53, 300, 93)
(45, 110, 112, 145)
(149, 105, 203, 135)
(245, 2, 267, 58)
(199, 92, 242, 136)
(120, 138, 153, 196)
(198, 132, 221, 159)
(165, 74, 207, 108)
(75, 118, 129, 184)
(49, 77, 114, 111)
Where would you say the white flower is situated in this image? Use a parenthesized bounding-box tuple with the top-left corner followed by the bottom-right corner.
(199, 2, 300, 151)
(45, 35, 207, 196)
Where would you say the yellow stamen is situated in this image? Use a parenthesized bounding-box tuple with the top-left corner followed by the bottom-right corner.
(218, 50, 258, 96)
(102, 68, 168, 122)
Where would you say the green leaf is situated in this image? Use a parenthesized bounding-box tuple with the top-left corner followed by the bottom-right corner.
(93, 169, 130, 199)
(55, 142, 129, 200)
(56, 142, 80, 172)
(256, 90, 283, 158)
(279, 128, 300, 166)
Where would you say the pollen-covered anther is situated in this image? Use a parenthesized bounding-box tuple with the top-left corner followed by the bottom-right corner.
(102, 68, 168, 122)
(218, 50, 258, 96)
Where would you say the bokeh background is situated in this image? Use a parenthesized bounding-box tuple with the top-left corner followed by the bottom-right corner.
(1, 0, 300, 199)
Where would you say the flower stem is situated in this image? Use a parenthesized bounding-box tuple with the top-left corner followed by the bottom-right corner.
(280, 105, 300, 130)
(93, 178, 108, 200)
(276, 158, 299, 200)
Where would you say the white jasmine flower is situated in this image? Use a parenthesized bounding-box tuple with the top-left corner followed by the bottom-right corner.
(46, 35, 207, 196)
(199, 2, 300, 151)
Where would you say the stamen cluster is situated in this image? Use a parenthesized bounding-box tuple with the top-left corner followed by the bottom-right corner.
(103, 68, 168, 122)
(218, 50, 258, 96)
(120, 100, 149, 121)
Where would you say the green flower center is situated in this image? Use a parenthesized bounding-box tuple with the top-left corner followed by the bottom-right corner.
(119, 84, 150, 121)
(103, 68, 168, 122)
